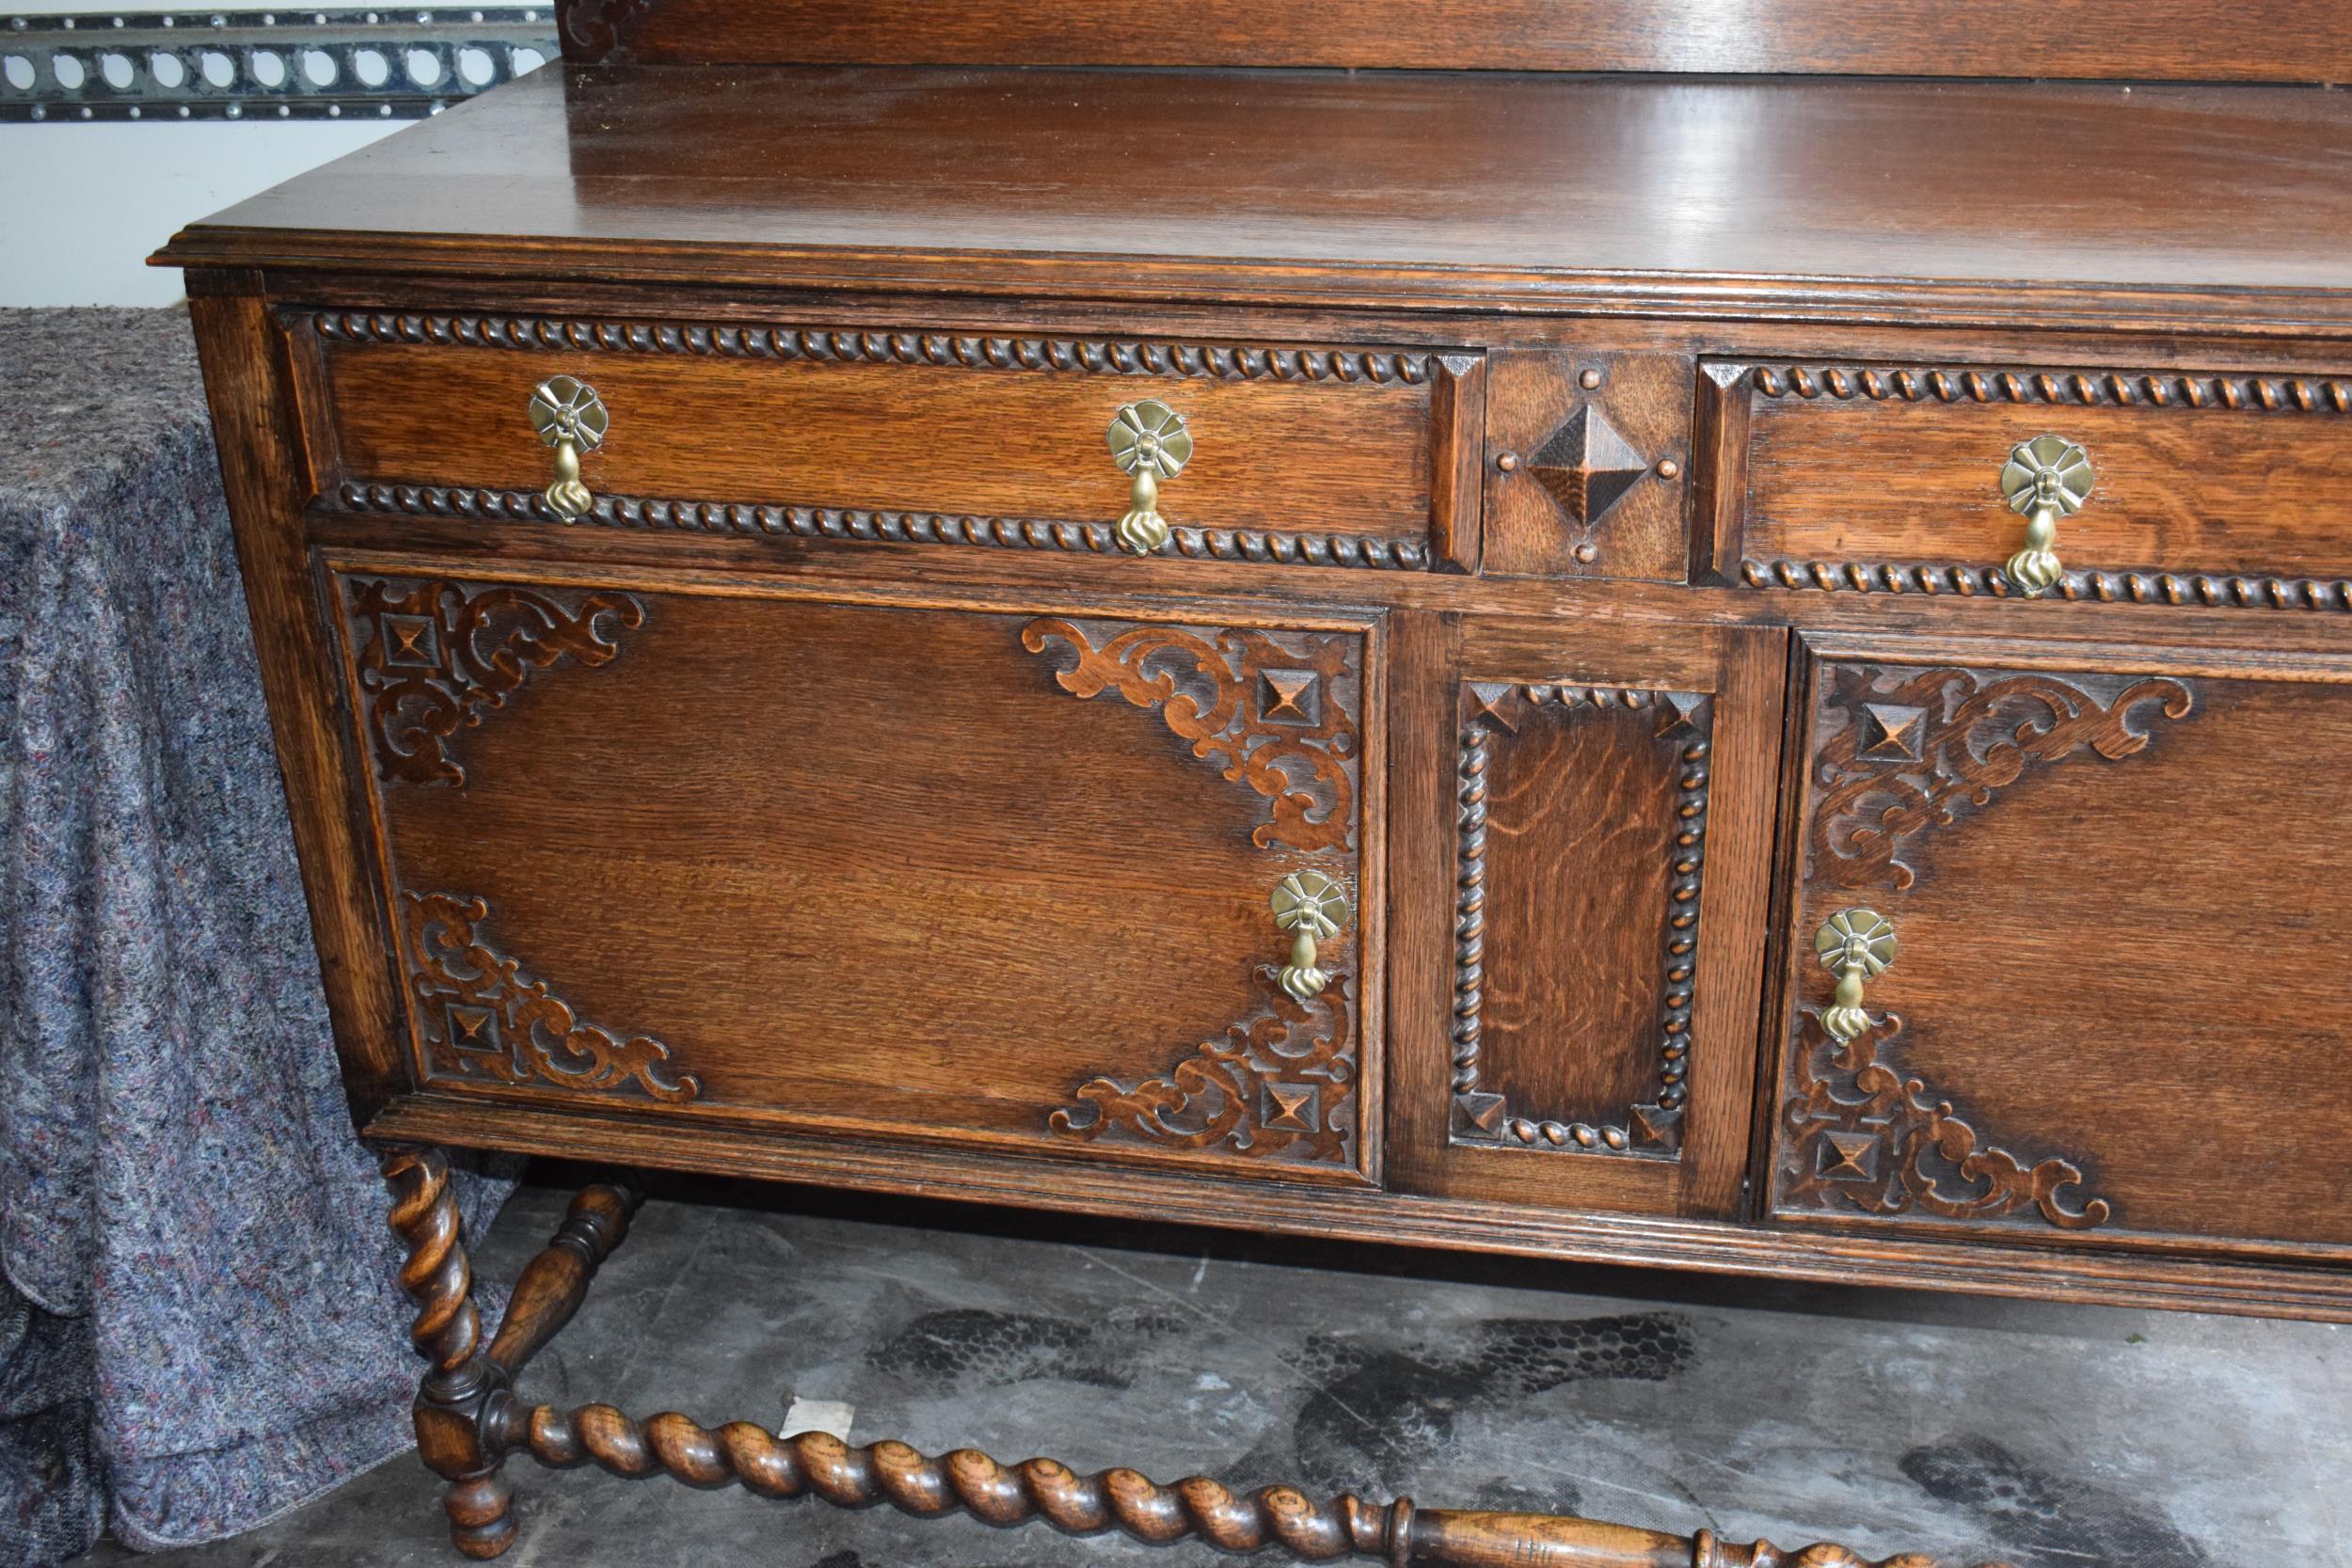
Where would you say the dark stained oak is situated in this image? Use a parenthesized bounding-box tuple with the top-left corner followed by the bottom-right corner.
(160, 6, 2352, 1561)
(485, 1178, 642, 1376)
(1771, 637, 2352, 1252)
(1482, 349, 1695, 583)
(1711, 359, 2352, 591)
(1386, 616, 1782, 1223)
(343, 573, 1382, 1183)
(312, 316, 1450, 553)
(561, 0, 2352, 83)
(155, 66, 2352, 331)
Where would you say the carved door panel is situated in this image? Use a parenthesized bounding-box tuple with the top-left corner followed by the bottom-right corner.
(1770, 633, 2352, 1256)
(331, 561, 1380, 1187)
(1388, 614, 1788, 1217)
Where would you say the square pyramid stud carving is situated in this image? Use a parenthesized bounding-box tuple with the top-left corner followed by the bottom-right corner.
(1858, 702, 1929, 759)
(1529, 404, 1648, 526)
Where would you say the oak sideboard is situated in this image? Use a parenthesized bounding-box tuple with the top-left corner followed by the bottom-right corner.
(157, 4, 2352, 1564)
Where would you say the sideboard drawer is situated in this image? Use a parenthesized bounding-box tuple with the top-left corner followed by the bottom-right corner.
(1767, 633, 2352, 1256)
(299, 309, 1482, 571)
(332, 562, 1382, 1185)
(1705, 357, 2352, 607)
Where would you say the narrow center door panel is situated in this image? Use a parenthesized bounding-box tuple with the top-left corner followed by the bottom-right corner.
(1389, 613, 1788, 1217)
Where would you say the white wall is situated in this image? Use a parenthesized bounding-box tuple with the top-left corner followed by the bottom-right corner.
(0, 1, 531, 306)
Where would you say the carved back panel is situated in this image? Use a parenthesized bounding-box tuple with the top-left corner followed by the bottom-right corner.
(335, 566, 1379, 1185)
(1771, 639, 2352, 1251)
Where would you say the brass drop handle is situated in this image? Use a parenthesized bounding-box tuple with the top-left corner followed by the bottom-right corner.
(1814, 908, 1897, 1045)
(1997, 434, 2093, 597)
(1269, 870, 1351, 1005)
(528, 374, 610, 524)
(1105, 399, 1193, 555)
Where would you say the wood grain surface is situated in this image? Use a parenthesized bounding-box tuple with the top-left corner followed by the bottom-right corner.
(342, 569, 1381, 1183)
(319, 329, 1440, 542)
(155, 66, 2352, 328)
(1773, 637, 2352, 1251)
(1730, 363, 2352, 581)
(557, 0, 2352, 82)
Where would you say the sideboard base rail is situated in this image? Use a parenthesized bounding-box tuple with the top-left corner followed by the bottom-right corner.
(376, 1145, 2008, 1568)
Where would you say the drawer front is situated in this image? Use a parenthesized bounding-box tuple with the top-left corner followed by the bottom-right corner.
(1387, 615, 1786, 1219)
(1706, 358, 2352, 607)
(332, 562, 1381, 1185)
(302, 310, 1482, 572)
(1769, 635, 2352, 1255)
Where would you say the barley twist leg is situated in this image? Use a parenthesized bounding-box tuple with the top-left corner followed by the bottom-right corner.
(382, 1146, 516, 1559)
(499, 1404, 1406, 1560)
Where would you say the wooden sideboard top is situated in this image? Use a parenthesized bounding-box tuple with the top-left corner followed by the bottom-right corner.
(156, 64, 2352, 332)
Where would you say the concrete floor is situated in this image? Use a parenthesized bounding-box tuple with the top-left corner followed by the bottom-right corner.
(78, 1174, 2350, 1568)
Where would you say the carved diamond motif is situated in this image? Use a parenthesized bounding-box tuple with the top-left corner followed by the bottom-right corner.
(1630, 1102, 1684, 1149)
(1465, 681, 1522, 735)
(1818, 1129, 1882, 1182)
(1454, 1090, 1509, 1135)
(1258, 669, 1323, 726)
(1262, 1081, 1321, 1132)
(444, 1002, 501, 1057)
(1528, 404, 1647, 526)
(1655, 690, 1708, 738)
(1857, 703, 1928, 760)
(384, 614, 441, 666)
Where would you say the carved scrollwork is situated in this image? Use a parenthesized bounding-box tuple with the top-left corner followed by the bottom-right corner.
(1449, 681, 1708, 1156)
(404, 891, 700, 1104)
(1811, 664, 2195, 891)
(344, 577, 644, 787)
(1779, 1009, 2109, 1231)
(1050, 970, 1354, 1164)
(1020, 617, 1359, 854)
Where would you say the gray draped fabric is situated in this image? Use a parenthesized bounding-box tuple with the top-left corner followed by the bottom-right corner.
(0, 308, 507, 1564)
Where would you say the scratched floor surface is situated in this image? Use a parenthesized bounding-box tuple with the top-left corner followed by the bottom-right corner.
(76, 1175, 2350, 1568)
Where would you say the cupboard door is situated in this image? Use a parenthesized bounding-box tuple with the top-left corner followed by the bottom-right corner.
(1390, 615, 1787, 1217)
(333, 561, 1382, 1186)
(1769, 634, 2352, 1255)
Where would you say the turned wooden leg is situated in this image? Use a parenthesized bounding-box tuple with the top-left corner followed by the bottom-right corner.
(486, 1176, 644, 1377)
(382, 1150, 644, 1559)
(386, 1155, 2001, 1568)
(381, 1146, 517, 1560)
(481, 1405, 2011, 1568)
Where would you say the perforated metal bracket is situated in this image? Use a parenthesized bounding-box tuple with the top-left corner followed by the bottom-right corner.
(0, 8, 558, 122)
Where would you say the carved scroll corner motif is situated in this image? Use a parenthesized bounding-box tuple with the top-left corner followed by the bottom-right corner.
(1811, 664, 2195, 892)
(1019, 616, 1360, 854)
(403, 888, 699, 1105)
(1778, 1008, 2110, 1233)
(1048, 968, 1356, 1167)
(345, 576, 646, 788)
